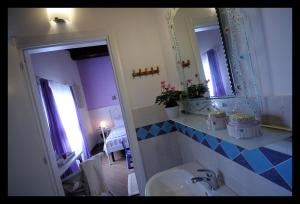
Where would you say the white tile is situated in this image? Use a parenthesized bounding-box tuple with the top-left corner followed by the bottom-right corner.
(132, 105, 168, 128)
(265, 138, 292, 156)
(139, 132, 183, 180)
(281, 96, 292, 128)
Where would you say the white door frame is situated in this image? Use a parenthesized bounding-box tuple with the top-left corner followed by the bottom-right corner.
(17, 31, 147, 195)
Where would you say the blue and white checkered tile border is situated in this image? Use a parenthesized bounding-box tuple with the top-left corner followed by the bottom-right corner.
(135, 120, 177, 141)
(135, 120, 292, 192)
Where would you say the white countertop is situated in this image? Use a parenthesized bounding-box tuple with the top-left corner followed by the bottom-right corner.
(172, 114, 292, 149)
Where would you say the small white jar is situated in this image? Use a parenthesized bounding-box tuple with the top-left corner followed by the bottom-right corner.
(206, 111, 227, 130)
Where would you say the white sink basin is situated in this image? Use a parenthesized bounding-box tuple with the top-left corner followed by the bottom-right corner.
(145, 162, 236, 196)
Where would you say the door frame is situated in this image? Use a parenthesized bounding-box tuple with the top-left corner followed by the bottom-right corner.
(18, 31, 147, 195)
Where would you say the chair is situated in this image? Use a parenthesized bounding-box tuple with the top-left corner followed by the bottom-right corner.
(62, 168, 90, 196)
(62, 152, 112, 196)
(121, 139, 134, 170)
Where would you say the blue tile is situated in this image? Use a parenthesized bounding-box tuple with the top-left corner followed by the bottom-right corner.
(259, 147, 291, 166)
(181, 125, 188, 135)
(157, 129, 166, 136)
(236, 146, 244, 152)
(215, 145, 228, 158)
(204, 134, 219, 150)
(149, 124, 160, 136)
(175, 123, 183, 132)
(275, 158, 292, 188)
(193, 131, 205, 143)
(202, 139, 211, 149)
(143, 125, 152, 131)
(174, 122, 180, 130)
(233, 154, 254, 172)
(171, 126, 177, 132)
(260, 168, 291, 191)
(156, 121, 165, 128)
(220, 141, 241, 160)
(186, 127, 194, 137)
(161, 121, 173, 133)
(136, 128, 148, 140)
(168, 120, 175, 125)
(176, 123, 184, 133)
(242, 149, 273, 174)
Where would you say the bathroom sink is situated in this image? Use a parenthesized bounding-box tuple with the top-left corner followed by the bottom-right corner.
(145, 162, 236, 196)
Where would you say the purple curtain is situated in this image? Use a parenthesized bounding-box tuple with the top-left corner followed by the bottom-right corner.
(40, 79, 79, 177)
(70, 87, 91, 160)
(207, 49, 226, 97)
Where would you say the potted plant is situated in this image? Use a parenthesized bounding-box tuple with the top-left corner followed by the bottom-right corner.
(155, 81, 183, 118)
(183, 78, 209, 99)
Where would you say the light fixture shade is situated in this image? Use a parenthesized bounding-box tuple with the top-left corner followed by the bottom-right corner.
(47, 8, 72, 23)
(100, 121, 107, 128)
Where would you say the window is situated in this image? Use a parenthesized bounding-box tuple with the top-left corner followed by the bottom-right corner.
(201, 53, 214, 96)
(49, 81, 84, 154)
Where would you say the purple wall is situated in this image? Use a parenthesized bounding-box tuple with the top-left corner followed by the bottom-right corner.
(77, 56, 119, 110)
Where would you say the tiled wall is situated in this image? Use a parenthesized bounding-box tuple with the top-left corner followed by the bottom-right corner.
(138, 132, 182, 180)
(136, 120, 292, 195)
(261, 96, 292, 129)
(132, 106, 183, 180)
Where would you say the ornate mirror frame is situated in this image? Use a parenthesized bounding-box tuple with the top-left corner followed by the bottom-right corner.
(166, 8, 263, 119)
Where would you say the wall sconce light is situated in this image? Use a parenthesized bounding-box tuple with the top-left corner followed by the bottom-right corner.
(99, 121, 107, 143)
(47, 8, 72, 23)
(100, 121, 107, 129)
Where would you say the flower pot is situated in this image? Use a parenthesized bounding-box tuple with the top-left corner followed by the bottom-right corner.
(164, 106, 179, 119)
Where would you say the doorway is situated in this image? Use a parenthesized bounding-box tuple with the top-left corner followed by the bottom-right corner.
(22, 38, 140, 196)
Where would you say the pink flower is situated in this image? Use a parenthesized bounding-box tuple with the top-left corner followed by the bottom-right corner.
(187, 79, 193, 87)
(171, 86, 176, 91)
(167, 83, 171, 89)
(160, 80, 167, 89)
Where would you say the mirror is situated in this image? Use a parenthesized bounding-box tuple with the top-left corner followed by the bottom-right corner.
(167, 8, 264, 120)
(171, 8, 235, 98)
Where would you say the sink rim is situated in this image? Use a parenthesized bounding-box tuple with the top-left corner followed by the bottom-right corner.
(145, 161, 237, 196)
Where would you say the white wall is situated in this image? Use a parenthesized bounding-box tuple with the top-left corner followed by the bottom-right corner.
(30, 50, 95, 150)
(154, 9, 181, 90)
(8, 39, 58, 195)
(260, 8, 292, 96)
(246, 8, 292, 128)
(8, 8, 171, 195)
(8, 8, 169, 110)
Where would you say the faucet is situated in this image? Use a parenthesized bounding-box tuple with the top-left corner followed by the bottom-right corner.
(191, 169, 219, 190)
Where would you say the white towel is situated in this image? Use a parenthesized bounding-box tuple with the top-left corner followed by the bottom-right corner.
(80, 153, 109, 196)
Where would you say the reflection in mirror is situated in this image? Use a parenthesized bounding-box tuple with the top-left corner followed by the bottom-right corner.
(194, 24, 232, 97)
(173, 8, 235, 98)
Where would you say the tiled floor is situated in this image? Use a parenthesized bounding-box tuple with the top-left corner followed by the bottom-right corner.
(101, 151, 132, 196)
